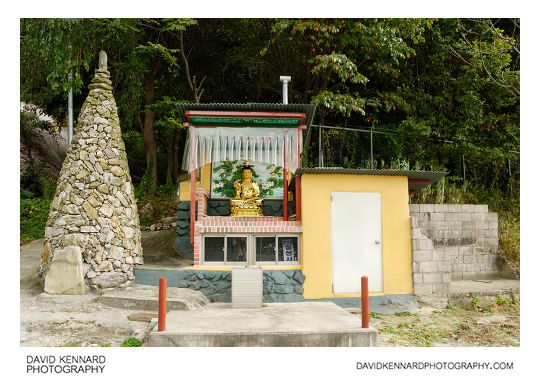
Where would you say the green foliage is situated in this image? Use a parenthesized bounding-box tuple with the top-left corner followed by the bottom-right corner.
(495, 296, 507, 306)
(311, 53, 368, 84)
(62, 341, 82, 347)
(369, 311, 383, 319)
(498, 208, 520, 267)
(134, 161, 155, 201)
(20, 197, 52, 243)
(380, 322, 448, 347)
(312, 91, 366, 117)
(134, 161, 177, 226)
(121, 337, 142, 347)
(395, 311, 412, 317)
(413, 176, 468, 204)
(20, 18, 519, 230)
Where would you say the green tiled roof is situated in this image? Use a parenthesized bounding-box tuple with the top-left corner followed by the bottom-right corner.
(176, 103, 317, 127)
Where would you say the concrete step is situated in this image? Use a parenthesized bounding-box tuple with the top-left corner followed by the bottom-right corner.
(146, 302, 378, 347)
(97, 284, 209, 311)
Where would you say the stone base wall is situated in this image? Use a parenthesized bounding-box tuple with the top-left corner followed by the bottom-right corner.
(410, 204, 499, 307)
(135, 269, 305, 303)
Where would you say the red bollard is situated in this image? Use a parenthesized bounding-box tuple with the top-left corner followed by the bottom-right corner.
(158, 277, 167, 332)
(361, 276, 369, 328)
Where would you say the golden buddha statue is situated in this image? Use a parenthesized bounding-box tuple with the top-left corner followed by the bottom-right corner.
(230, 160, 264, 216)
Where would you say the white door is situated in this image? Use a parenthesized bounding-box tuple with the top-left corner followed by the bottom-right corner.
(331, 192, 383, 293)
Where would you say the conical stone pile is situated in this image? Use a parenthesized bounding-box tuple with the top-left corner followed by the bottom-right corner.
(41, 51, 143, 293)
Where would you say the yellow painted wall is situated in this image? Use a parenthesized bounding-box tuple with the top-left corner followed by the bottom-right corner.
(300, 174, 412, 298)
(178, 164, 213, 201)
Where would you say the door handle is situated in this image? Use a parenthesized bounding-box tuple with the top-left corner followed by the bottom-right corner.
(375, 240, 380, 245)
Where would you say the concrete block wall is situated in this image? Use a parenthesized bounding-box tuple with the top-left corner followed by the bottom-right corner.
(410, 204, 499, 307)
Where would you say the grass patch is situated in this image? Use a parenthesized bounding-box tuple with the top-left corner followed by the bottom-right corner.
(371, 299, 519, 347)
(395, 311, 412, 317)
(121, 337, 142, 347)
(381, 322, 449, 346)
(63, 341, 82, 347)
(369, 312, 383, 319)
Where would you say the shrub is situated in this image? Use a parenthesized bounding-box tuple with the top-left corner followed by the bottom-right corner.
(134, 165, 177, 226)
(20, 196, 51, 243)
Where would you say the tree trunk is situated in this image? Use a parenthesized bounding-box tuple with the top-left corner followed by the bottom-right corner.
(166, 129, 183, 186)
(142, 70, 158, 191)
(166, 132, 174, 186)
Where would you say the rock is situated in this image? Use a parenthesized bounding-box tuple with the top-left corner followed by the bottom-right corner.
(268, 271, 288, 285)
(97, 184, 109, 194)
(99, 203, 114, 218)
(476, 315, 507, 325)
(96, 261, 113, 272)
(80, 225, 98, 233)
(108, 246, 124, 260)
(83, 202, 98, 219)
(61, 233, 88, 248)
(61, 204, 79, 214)
(41, 242, 52, 263)
(139, 202, 154, 221)
(44, 246, 85, 295)
(292, 270, 306, 284)
(40, 50, 143, 290)
(90, 272, 127, 288)
(110, 166, 124, 176)
(161, 216, 177, 225)
(149, 224, 156, 231)
(273, 284, 294, 294)
(125, 256, 134, 264)
(123, 226, 134, 239)
(76, 170, 89, 180)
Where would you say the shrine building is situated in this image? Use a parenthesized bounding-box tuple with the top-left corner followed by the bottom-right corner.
(136, 102, 446, 305)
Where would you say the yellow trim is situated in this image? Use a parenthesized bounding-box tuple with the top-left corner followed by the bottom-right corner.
(181, 265, 302, 271)
(332, 292, 384, 297)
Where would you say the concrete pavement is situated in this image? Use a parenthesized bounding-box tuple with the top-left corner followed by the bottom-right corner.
(146, 302, 378, 347)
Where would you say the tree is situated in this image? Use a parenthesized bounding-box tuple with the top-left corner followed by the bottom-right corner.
(21, 18, 199, 192)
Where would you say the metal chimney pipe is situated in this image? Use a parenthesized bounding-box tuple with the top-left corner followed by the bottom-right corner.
(279, 76, 291, 104)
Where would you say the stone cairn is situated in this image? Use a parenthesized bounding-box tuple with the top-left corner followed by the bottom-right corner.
(41, 51, 143, 293)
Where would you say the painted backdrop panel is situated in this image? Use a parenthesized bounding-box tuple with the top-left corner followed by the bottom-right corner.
(211, 160, 284, 199)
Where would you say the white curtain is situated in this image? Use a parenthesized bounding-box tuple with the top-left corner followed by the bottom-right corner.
(182, 126, 300, 173)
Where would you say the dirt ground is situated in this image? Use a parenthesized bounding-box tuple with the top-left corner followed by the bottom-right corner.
(364, 298, 520, 347)
(20, 239, 154, 347)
